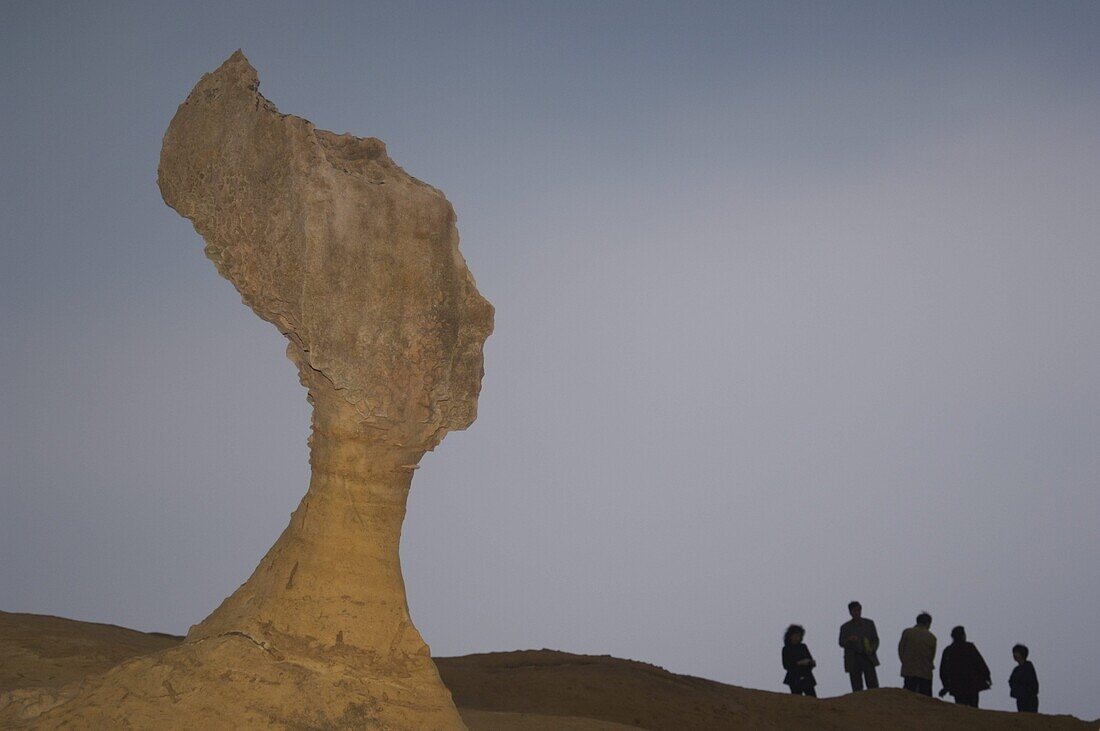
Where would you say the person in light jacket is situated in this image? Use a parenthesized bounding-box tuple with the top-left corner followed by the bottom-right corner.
(782, 624, 817, 697)
(897, 612, 936, 696)
(838, 601, 879, 691)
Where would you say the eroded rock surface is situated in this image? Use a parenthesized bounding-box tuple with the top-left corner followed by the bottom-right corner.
(4, 50, 492, 730)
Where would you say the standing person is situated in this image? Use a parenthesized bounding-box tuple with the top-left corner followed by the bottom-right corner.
(938, 626, 991, 708)
(838, 601, 880, 691)
(782, 624, 817, 697)
(898, 612, 937, 696)
(1008, 644, 1039, 713)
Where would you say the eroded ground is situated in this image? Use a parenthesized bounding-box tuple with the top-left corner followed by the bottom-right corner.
(1, 611, 1094, 730)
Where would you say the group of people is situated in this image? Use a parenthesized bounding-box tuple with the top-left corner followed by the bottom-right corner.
(781, 601, 1040, 713)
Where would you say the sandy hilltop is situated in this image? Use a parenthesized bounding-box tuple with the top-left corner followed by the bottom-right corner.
(1, 611, 1095, 730)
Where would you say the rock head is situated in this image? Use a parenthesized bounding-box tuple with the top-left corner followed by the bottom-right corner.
(6, 51, 492, 730)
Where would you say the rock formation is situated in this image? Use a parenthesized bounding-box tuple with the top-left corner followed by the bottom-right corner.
(3, 51, 492, 729)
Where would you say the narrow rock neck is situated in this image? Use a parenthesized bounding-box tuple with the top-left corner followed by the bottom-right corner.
(187, 398, 430, 660)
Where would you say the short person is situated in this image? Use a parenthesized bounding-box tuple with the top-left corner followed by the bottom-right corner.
(1008, 644, 1039, 713)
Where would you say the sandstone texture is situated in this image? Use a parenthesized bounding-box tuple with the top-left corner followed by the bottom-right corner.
(0, 51, 491, 729)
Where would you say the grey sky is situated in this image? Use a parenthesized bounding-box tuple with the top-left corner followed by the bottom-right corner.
(2, 0, 1098, 718)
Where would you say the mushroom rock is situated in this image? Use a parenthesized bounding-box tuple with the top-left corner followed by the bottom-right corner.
(9, 51, 492, 729)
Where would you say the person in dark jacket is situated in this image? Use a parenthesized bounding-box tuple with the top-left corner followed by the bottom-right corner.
(938, 626, 991, 707)
(1008, 644, 1039, 713)
(782, 624, 817, 696)
(838, 601, 880, 691)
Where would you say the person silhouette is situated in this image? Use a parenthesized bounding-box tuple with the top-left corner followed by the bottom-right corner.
(938, 626, 991, 707)
(782, 624, 817, 697)
(898, 612, 936, 696)
(1008, 644, 1039, 713)
(838, 601, 880, 691)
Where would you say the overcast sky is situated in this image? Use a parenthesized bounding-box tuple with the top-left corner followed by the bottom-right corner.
(2, 0, 1098, 719)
